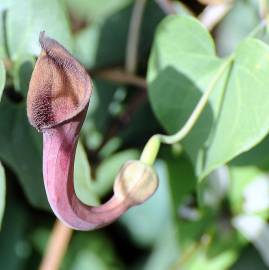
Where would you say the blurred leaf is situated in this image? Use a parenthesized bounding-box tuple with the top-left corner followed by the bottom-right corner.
(230, 133, 269, 168)
(31, 227, 50, 255)
(199, 166, 230, 209)
(230, 245, 268, 270)
(177, 221, 242, 270)
(6, 0, 73, 60)
(71, 251, 109, 270)
(233, 215, 269, 267)
(119, 100, 160, 146)
(74, 0, 165, 69)
(228, 165, 265, 214)
(164, 150, 197, 212)
(12, 56, 34, 96)
(94, 149, 139, 197)
(143, 221, 180, 270)
(66, 232, 123, 270)
(182, 243, 239, 270)
(32, 228, 123, 270)
(65, 0, 131, 23)
(215, 0, 259, 57)
(120, 160, 172, 247)
(0, 162, 5, 228)
(82, 79, 122, 151)
(0, 189, 32, 270)
(74, 140, 99, 206)
(90, 79, 121, 133)
(148, 15, 269, 180)
(0, 97, 48, 209)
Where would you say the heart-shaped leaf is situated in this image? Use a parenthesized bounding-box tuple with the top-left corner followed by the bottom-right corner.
(148, 15, 269, 179)
(0, 97, 48, 209)
(5, 0, 72, 60)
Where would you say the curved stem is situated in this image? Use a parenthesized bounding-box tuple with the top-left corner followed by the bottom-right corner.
(43, 111, 131, 231)
(158, 56, 233, 145)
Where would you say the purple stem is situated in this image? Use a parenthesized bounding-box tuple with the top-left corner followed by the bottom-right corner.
(42, 110, 131, 231)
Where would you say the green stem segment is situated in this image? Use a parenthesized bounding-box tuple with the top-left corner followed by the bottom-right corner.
(140, 135, 161, 166)
(140, 56, 233, 165)
(158, 56, 233, 145)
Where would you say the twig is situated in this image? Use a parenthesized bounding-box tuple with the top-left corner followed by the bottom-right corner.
(125, 0, 147, 74)
(39, 220, 73, 270)
(93, 68, 147, 89)
(198, 2, 233, 31)
(170, 234, 212, 270)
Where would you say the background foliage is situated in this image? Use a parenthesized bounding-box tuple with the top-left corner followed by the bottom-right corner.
(1, 0, 269, 269)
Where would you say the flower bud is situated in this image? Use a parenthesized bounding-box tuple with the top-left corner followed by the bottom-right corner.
(113, 160, 158, 205)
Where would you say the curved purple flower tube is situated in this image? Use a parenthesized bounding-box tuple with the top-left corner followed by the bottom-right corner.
(27, 33, 158, 231)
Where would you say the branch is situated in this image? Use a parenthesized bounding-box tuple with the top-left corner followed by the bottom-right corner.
(39, 220, 73, 270)
(198, 2, 233, 31)
(93, 68, 147, 89)
(125, 0, 147, 73)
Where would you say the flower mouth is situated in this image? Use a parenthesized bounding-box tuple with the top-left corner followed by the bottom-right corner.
(27, 31, 92, 131)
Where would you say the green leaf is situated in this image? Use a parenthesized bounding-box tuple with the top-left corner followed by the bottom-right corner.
(230, 134, 269, 167)
(66, 232, 124, 270)
(65, 0, 131, 23)
(231, 246, 268, 270)
(0, 162, 6, 228)
(0, 97, 48, 209)
(0, 188, 31, 270)
(6, 0, 73, 61)
(143, 221, 180, 270)
(164, 150, 196, 212)
(148, 15, 269, 179)
(74, 140, 99, 206)
(12, 56, 34, 97)
(82, 79, 125, 152)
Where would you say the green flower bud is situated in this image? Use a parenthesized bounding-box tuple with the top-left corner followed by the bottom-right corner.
(113, 160, 158, 205)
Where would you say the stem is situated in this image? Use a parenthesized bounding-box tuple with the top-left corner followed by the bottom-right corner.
(259, 0, 269, 19)
(140, 135, 161, 166)
(158, 56, 233, 145)
(93, 68, 147, 89)
(39, 220, 73, 270)
(125, 0, 147, 73)
(198, 3, 232, 31)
